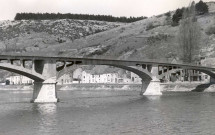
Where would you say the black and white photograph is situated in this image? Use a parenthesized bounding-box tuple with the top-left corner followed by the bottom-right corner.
(0, 0, 215, 134)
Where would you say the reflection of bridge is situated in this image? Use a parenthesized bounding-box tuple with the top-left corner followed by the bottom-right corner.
(0, 55, 215, 103)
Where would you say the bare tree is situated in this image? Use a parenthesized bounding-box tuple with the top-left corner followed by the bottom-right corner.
(178, 1, 201, 63)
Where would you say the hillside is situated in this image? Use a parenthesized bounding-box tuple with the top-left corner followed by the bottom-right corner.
(0, 19, 123, 53)
(34, 12, 215, 61)
(1, 2, 215, 77)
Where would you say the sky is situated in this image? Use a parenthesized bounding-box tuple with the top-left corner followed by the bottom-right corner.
(0, 0, 214, 20)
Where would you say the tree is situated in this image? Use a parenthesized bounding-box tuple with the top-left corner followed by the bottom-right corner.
(172, 8, 185, 26)
(195, 0, 209, 15)
(165, 11, 172, 25)
(178, 1, 201, 63)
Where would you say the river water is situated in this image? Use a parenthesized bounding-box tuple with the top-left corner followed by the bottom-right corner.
(0, 90, 215, 135)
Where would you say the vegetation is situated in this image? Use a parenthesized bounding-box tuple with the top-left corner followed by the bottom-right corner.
(205, 25, 215, 35)
(178, 2, 201, 63)
(165, 12, 172, 25)
(172, 0, 208, 26)
(146, 22, 155, 31)
(172, 8, 185, 26)
(195, 0, 209, 15)
(14, 13, 147, 23)
(164, 12, 171, 17)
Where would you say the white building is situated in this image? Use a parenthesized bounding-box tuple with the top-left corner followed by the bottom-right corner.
(57, 73, 73, 85)
(81, 70, 118, 83)
(6, 75, 33, 85)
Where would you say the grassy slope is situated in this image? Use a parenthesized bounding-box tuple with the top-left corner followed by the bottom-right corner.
(39, 13, 215, 62)
(0, 19, 123, 54)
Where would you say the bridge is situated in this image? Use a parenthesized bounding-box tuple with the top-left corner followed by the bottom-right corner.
(0, 55, 215, 103)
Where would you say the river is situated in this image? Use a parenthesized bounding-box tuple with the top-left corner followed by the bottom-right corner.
(0, 90, 215, 135)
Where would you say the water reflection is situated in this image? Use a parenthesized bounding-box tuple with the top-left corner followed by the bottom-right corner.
(36, 103, 57, 115)
(143, 95, 161, 101)
(32, 104, 58, 135)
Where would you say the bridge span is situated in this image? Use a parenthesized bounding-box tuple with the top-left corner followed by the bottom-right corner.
(0, 55, 215, 103)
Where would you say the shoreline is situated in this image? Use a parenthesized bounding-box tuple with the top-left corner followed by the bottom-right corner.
(0, 82, 214, 92)
(161, 82, 215, 92)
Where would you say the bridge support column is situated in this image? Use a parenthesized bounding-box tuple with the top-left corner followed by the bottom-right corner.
(142, 79, 162, 95)
(31, 60, 58, 103)
(32, 78, 58, 103)
(141, 66, 162, 95)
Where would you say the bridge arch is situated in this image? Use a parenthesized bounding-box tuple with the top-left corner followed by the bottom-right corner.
(159, 66, 215, 81)
(0, 63, 45, 81)
(57, 63, 153, 83)
(104, 64, 152, 82)
(185, 68, 215, 80)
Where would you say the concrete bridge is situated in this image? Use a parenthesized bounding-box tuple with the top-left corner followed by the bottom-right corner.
(0, 55, 215, 103)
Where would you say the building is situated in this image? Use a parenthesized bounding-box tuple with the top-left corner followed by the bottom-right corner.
(6, 75, 33, 85)
(57, 73, 73, 85)
(81, 70, 118, 83)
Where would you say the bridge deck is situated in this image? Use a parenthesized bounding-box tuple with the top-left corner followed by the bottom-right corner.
(0, 55, 214, 71)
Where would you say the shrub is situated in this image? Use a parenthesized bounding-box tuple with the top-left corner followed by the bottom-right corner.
(205, 25, 215, 35)
(195, 0, 209, 15)
(165, 11, 171, 17)
(146, 22, 155, 31)
(165, 11, 172, 25)
(172, 8, 185, 26)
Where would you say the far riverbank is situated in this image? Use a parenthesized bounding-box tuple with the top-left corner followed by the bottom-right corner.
(0, 82, 214, 92)
(161, 82, 215, 92)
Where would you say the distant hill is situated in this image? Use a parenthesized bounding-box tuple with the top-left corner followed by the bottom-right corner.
(0, 19, 124, 53)
(1, 2, 215, 77)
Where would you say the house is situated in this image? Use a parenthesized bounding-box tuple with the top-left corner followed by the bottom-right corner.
(81, 70, 118, 83)
(6, 75, 33, 85)
(57, 73, 73, 85)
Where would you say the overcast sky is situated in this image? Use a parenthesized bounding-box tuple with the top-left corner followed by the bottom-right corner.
(0, 0, 214, 20)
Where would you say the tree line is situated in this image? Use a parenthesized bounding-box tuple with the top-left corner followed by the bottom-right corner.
(172, 0, 208, 26)
(14, 13, 147, 23)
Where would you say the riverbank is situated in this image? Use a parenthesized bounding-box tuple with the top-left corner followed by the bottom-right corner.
(59, 82, 215, 92)
(161, 82, 215, 92)
(0, 82, 215, 92)
(59, 83, 142, 91)
(0, 85, 33, 90)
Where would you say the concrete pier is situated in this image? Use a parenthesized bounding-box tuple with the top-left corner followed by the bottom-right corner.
(141, 66, 162, 95)
(32, 78, 58, 103)
(32, 60, 58, 103)
(143, 80, 162, 95)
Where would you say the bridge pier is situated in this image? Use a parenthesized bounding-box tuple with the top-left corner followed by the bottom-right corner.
(141, 66, 162, 95)
(32, 78, 58, 103)
(142, 79, 162, 95)
(31, 60, 58, 103)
